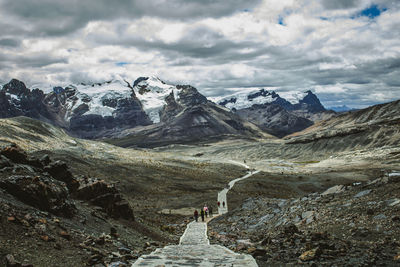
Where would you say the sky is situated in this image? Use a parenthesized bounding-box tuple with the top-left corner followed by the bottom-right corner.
(0, 0, 399, 108)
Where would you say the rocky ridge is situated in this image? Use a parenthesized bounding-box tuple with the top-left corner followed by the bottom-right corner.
(286, 99, 400, 150)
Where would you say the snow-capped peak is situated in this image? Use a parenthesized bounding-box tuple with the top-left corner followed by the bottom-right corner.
(213, 89, 320, 111)
(279, 91, 309, 105)
(211, 88, 280, 110)
(132, 76, 179, 123)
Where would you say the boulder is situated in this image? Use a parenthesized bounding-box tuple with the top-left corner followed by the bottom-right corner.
(321, 185, 345, 196)
(354, 190, 372, 198)
(5, 254, 20, 267)
(0, 175, 76, 217)
(299, 248, 320, 262)
(0, 145, 28, 164)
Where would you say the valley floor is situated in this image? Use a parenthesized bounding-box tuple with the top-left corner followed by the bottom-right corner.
(1, 117, 400, 266)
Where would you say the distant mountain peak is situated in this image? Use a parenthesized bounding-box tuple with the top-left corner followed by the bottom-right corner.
(329, 105, 357, 112)
(298, 90, 326, 112)
(3, 79, 30, 96)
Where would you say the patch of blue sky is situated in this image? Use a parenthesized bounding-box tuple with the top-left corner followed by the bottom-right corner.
(278, 15, 285, 25)
(352, 4, 387, 19)
(115, 62, 130, 67)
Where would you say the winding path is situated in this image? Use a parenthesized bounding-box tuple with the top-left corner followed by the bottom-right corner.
(132, 162, 259, 267)
(218, 162, 260, 214)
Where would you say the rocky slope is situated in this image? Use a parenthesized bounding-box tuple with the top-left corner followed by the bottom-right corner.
(235, 104, 314, 138)
(209, 172, 400, 266)
(213, 89, 336, 137)
(286, 99, 400, 149)
(0, 143, 145, 266)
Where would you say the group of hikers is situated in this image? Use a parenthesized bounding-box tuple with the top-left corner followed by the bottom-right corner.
(193, 201, 226, 222)
(194, 204, 213, 222)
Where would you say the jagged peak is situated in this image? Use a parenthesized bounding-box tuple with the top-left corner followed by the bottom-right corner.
(2, 78, 30, 95)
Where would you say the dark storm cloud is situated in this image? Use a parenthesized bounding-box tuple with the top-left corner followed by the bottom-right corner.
(89, 24, 260, 60)
(0, 51, 67, 69)
(0, 38, 20, 47)
(0, 0, 261, 36)
(321, 0, 360, 10)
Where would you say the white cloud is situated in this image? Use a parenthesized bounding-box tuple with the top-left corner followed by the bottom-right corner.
(314, 85, 347, 93)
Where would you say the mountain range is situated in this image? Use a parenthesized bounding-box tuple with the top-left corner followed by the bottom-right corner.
(1, 76, 336, 145)
(213, 88, 336, 137)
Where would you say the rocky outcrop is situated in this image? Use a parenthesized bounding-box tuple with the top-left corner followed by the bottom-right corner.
(159, 91, 183, 122)
(0, 144, 134, 220)
(75, 178, 134, 220)
(44, 160, 79, 192)
(0, 175, 76, 217)
(175, 85, 208, 107)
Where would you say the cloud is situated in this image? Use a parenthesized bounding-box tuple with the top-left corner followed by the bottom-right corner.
(0, 0, 399, 108)
(321, 0, 360, 10)
(0, 0, 262, 36)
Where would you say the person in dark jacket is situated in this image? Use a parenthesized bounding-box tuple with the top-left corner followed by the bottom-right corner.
(200, 209, 205, 222)
(209, 206, 213, 217)
(194, 210, 199, 222)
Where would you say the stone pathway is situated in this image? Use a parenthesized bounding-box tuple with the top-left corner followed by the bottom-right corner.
(132, 163, 259, 266)
(132, 221, 257, 266)
(218, 169, 260, 215)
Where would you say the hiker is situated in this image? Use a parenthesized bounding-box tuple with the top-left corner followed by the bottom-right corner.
(194, 210, 199, 222)
(200, 209, 205, 222)
(204, 205, 208, 217)
(222, 201, 225, 208)
(217, 201, 220, 207)
(209, 206, 213, 217)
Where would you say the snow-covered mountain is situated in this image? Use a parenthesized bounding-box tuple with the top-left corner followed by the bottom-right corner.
(0, 76, 340, 141)
(211, 88, 326, 113)
(210, 89, 293, 110)
(211, 88, 335, 137)
(0, 77, 270, 144)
